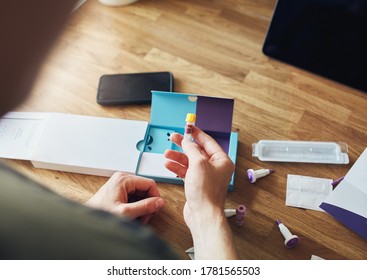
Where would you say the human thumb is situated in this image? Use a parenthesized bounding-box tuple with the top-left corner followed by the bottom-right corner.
(119, 197, 164, 219)
(181, 137, 201, 159)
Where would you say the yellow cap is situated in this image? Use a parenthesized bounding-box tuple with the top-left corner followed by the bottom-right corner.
(185, 113, 196, 123)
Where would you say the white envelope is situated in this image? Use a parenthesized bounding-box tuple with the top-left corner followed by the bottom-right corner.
(320, 148, 367, 240)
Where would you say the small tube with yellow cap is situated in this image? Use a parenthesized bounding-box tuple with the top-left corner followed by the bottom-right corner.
(184, 113, 196, 140)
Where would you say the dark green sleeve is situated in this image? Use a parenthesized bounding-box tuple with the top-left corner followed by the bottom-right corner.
(0, 163, 179, 259)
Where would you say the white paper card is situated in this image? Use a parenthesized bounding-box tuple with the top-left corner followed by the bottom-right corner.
(137, 152, 177, 178)
(0, 112, 48, 160)
(286, 174, 333, 211)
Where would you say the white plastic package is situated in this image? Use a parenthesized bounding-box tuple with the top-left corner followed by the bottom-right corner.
(252, 140, 349, 164)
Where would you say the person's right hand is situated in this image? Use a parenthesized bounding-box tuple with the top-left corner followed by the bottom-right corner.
(165, 127, 234, 222)
(164, 127, 238, 259)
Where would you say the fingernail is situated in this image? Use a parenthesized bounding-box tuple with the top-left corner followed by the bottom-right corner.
(155, 198, 164, 209)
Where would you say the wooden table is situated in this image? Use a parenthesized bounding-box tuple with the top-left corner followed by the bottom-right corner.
(7, 0, 367, 259)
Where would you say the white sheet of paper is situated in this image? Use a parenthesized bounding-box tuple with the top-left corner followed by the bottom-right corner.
(286, 174, 333, 211)
(137, 152, 177, 178)
(0, 112, 48, 160)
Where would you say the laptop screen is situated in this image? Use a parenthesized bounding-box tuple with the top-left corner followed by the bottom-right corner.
(262, 0, 367, 93)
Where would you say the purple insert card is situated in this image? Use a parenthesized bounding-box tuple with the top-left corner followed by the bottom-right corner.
(195, 96, 234, 153)
(320, 203, 367, 240)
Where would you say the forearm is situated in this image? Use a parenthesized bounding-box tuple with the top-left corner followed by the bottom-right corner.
(189, 209, 238, 260)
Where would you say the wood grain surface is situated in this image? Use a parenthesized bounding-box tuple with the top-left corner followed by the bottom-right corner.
(5, 0, 367, 259)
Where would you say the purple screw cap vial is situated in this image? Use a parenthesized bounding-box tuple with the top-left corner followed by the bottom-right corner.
(236, 204, 246, 225)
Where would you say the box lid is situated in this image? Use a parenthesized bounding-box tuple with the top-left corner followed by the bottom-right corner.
(150, 91, 234, 134)
(32, 113, 148, 173)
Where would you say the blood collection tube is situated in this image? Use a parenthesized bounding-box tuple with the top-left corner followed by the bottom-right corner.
(236, 204, 246, 226)
(184, 113, 196, 139)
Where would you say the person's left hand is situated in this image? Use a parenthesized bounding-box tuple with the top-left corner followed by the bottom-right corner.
(85, 172, 164, 224)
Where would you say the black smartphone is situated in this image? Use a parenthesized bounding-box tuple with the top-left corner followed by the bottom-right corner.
(96, 72, 174, 105)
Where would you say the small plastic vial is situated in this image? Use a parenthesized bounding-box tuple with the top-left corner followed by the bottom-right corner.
(236, 204, 246, 226)
(184, 113, 196, 140)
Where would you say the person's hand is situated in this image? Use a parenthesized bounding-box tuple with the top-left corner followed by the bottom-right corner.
(165, 127, 234, 222)
(164, 127, 238, 259)
(85, 172, 164, 224)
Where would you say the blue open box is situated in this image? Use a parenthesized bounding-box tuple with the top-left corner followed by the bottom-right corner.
(136, 91, 238, 190)
(0, 91, 238, 191)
